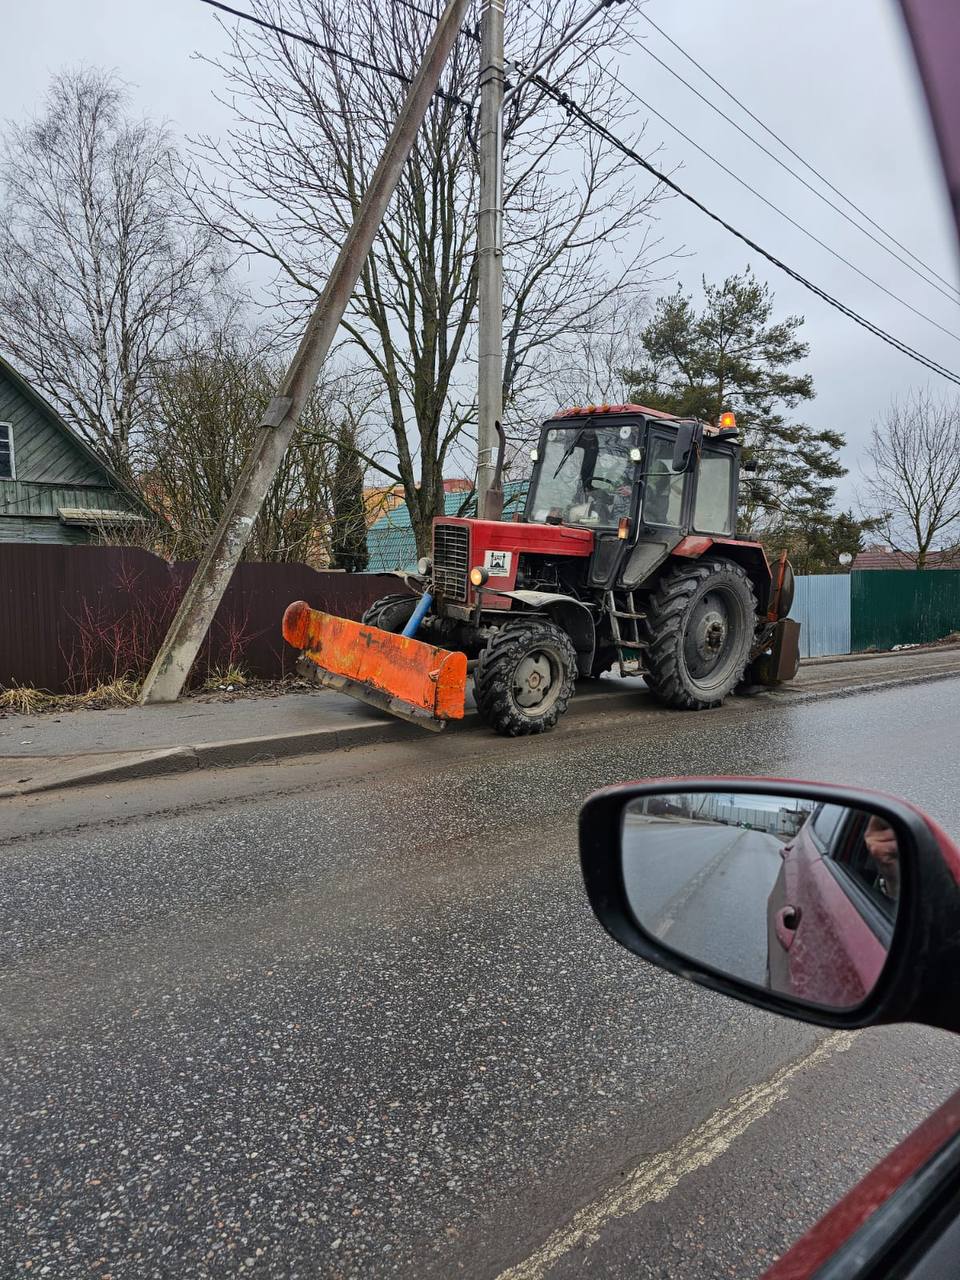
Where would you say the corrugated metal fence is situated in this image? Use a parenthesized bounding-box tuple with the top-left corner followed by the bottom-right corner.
(789, 574, 851, 658)
(0, 546, 407, 692)
(790, 570, 960, 656)
(851, 570, 960, 651)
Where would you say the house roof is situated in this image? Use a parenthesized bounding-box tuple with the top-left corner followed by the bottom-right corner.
(852, 545, 960, 570)
(58, 507, 148, 526)
(366, 480, 529, 572)
(0, 353, 148, 513)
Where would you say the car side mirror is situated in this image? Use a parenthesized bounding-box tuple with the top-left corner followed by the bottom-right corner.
(579, 779, 960, 1033)
(671, 423, 703, 473)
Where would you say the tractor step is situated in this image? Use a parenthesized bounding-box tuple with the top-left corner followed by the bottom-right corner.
(614, 657, 643, 675)
(605, 590, 645, 674)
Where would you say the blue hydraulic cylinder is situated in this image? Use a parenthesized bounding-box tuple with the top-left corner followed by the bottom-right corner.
(401, 591, 434, 638)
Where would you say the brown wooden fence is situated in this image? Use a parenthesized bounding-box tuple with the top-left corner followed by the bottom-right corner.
(0, 546, 408, 692)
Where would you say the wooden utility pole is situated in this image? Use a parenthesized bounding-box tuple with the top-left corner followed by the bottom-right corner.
(140, 0, 472, 704)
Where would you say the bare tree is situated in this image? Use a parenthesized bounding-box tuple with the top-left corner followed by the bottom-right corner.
(141, 324, 373, 565)
(861, 389, 960, 569)
(0, 68, 222, 476)
(191, 0, 666, 553)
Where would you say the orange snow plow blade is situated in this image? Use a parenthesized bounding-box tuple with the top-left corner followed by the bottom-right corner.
(282, 600, 467, 732)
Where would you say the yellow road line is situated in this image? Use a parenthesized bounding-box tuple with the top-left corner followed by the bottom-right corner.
(495, 1031, 857, 1280)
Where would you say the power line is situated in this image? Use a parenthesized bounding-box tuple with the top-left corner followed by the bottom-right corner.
(631, 4, 960, 305)
(625, 27, 960, 309)
(513, 0, 960, 338)
(200, 0, 960, 386)
(199, 0, 474, 107)
(529, 72, 960, 387)
(594, 68, 960, 348)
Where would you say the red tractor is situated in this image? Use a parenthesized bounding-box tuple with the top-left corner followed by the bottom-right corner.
(283, 404, 799, 735)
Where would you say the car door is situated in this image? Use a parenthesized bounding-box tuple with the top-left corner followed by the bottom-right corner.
(767, 804, 890, 1006)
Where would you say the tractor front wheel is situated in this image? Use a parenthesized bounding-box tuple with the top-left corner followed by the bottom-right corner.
(361, 594, 417, 634)
(474, 619, 578, 736)
(644, 560, 756, 709)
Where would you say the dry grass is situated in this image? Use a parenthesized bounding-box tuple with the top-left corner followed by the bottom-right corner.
(0, 684, 56, 715)
(201, 665, 249, 692)
(0, 677, 142, 715)
(74, 677, 142, 709)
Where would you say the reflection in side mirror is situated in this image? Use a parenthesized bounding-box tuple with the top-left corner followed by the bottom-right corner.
(621, 791, 901, 1011)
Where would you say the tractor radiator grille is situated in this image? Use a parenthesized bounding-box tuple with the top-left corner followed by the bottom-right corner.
(433, 522, 470, 601)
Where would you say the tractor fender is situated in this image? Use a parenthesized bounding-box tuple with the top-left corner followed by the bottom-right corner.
(492, 590, 596, 676)
(670, 536, 772, 612)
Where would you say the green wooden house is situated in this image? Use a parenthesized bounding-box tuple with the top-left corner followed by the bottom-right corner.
(0, 355, 145, 544)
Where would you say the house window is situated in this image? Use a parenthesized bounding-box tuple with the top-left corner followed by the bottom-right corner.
(0, 424, 13, 480)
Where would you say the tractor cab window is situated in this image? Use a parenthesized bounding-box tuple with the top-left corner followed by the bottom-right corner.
(642, 435, 684, 526)
(694, 449, 735, 535)
(529, 422, 640, 528)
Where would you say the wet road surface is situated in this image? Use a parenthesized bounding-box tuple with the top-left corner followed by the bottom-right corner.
(3, 678, 960, 1278)
(623, 821, 783, 985)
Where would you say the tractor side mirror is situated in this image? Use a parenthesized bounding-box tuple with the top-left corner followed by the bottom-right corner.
(579, 778, 960, 1035)
(671, 423, 703, 472)
(741, 458, 758, 473)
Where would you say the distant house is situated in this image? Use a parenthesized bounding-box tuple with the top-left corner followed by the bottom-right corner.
(0, 356, 146, 544)
(852, 544, 960, 571)
(363, 477, 474, 532)
(366, 479, 528, 571)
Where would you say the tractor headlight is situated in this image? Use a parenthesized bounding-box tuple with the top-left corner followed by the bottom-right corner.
(417, 555, 433, 575)
(469, 566, 489, 587)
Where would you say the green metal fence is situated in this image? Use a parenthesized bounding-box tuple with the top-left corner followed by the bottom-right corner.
(851, 570, 960, 652)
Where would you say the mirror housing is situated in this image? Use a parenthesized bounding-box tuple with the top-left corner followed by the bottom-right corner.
(671, 422, 703, 472)
(579, 778, 960, 1033)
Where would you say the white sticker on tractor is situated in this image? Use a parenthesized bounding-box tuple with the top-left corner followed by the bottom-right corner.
(484, 550, 513, 576)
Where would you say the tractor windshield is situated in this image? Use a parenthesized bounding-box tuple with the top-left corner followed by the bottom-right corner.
(528, 422, 642, 528)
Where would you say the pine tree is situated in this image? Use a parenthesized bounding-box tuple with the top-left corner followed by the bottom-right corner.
(330, 424, 369, 573)
(623, 269, 846, 538)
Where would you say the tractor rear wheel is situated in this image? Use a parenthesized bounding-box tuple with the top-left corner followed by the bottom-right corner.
(361, 594, 417, 634)
(474, 619, 578, 736)
(644, 560, 756, 709)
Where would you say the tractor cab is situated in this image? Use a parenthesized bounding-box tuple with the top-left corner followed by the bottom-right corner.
(525, 405, 739, 542)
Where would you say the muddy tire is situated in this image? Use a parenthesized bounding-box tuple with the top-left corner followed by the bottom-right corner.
(361, 594, 417, 634)
(644, 560, 756, 709)
(474, 619, 578, 736)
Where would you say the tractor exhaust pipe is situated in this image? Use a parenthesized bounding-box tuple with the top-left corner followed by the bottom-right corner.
(479, 420, 507, 521)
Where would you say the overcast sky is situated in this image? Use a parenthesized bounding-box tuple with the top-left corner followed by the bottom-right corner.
(3, 0, 958, 508)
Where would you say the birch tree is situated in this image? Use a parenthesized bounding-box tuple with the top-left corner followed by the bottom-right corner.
(0, 69, 221, 476)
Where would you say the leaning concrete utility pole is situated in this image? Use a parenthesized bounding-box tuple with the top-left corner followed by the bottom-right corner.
(139, 0, 472, 704)
(476, 0, 505, 521)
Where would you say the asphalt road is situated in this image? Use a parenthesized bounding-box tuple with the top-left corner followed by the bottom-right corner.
(622, 821, 784, 986)
(4, 679, 960, 1279)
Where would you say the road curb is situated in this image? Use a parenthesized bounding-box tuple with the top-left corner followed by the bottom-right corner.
(4, 662, 960, 798)
(0, 746, 200, 799)
(0, 685, 643, 798)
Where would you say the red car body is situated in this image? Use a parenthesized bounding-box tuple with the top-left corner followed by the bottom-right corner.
(766, 805, 891, 1008)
